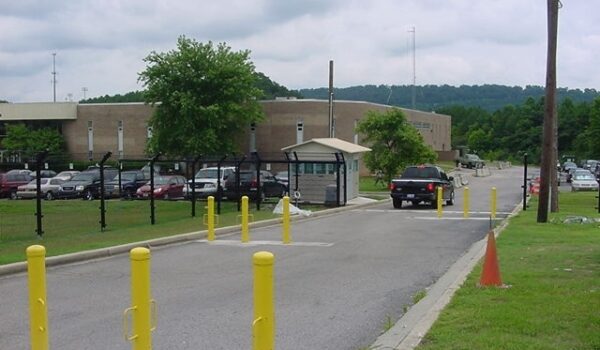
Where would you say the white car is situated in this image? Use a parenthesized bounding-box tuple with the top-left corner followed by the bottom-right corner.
(54, 170, 80, 181)
(186, 167, 236, 198)
(570, 171, 599, 192)
(16, 177, 65, 200)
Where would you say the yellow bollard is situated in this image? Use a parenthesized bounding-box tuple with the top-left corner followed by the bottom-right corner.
(253, 251, 275, 350)
(463, 186, 470, 218)
(282, 196, 291, 244)
(27, 245, 49, 350)
(491, 187, 497, 220)
(436, 186, 443, 218)
(207, 196, 215, 241)
(241, 196, 249, 243)
(124, 247, 154, 350)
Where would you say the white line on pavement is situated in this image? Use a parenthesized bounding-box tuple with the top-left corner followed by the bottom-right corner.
(194, 240, 334, 247)
(354, 209, 512, 215)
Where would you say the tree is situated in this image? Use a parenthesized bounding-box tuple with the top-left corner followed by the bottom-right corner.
(355, 108, 437, 183)
(1, 123, 64, 156)
(139, 36, 264, 157)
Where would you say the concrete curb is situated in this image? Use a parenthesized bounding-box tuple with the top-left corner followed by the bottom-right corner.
(370, 199, 524, 350)
(0, 198, 388, 277)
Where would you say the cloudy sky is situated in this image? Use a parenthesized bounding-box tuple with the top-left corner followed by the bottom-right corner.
(1, 0, 598, 103)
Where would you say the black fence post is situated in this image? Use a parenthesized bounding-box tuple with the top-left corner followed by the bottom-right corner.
(190, 156, 201, 217)
(118, 161, 123, 198)
(234, 155, 246, 212)
(35, 151, 48, 237)
(216, 156, 227, 215)
(99, 151, 112, 231)
(293, 152, 300, 207)
(150, 154, 160, 225)
(252, 152, 262, 211)
(522, 153, 528, 211)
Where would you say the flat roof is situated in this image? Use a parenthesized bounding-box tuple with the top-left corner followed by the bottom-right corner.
(0, 102, 77, 120)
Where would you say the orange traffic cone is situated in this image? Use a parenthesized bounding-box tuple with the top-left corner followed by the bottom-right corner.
(479, 231, 503, 287)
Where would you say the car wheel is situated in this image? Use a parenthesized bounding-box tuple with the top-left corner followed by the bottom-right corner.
(84, 190, 94, 201)
(447, 191, 455, 206)
(393, 198, 402, 209)
(411, 200, 420, 207)
(45, 192, 54, 201)
(9, 191, 18, 200)
(430, 201, 438, 209)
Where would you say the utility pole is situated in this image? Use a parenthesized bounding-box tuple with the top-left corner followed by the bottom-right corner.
(537, 0, 559, 223)
(328, 60, 335, 138)
(409, 26, 416, 110)
(82, 87, 88, 100)
(52, 53, 57, 102)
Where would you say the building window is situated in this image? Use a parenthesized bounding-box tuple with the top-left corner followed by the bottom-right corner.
(87, 121, 94, 160)
(249, 123, 256, 152)
(117, 120, 124, 159)
(296, 120, 303, 144)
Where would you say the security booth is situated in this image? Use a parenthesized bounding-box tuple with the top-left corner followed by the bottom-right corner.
(281, 138, 370, 204)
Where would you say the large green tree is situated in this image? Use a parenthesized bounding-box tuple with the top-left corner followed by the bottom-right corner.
(355, 108, 437, 183)
(139, 36, 264, 157)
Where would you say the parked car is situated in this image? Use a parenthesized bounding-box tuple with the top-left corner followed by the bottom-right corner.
(16, 177, 65, 200)
(53, 170, 80, 181)
(566, 167, 584, 183)
(562, 161, 577, 172)
(104, 170, 149, 199)
(570, 170, 599, 192)
(224, 170, 288, 200)
(58, 168, 118, 200)
(582, 159, 598, 171)
(0, 172, 34, 199)
(274, 171, 290, 188)
(6, 169, 32, 176)
(186, 167, 236, 198)
(457, 154, 485, 169)
(136, 175, 187, 199)
(30, 170, 57, 179)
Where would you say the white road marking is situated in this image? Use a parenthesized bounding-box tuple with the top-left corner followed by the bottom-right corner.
(353, 209, 512, 215)
(411, 216, 495, 221)
(194, 239, 334, 247)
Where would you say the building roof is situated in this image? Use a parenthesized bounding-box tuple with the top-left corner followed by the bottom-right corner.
(281, 138, 371, 154)
(0, 102, 77, 120)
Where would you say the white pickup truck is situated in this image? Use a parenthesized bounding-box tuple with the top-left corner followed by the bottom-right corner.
(186, 167, 236, 198)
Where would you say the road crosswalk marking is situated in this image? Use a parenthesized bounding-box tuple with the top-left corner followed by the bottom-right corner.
(195, 239, 334, 247)
(353, 209, 512, 215)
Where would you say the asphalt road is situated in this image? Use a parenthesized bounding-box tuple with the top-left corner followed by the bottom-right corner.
(0, 166, 525, 350)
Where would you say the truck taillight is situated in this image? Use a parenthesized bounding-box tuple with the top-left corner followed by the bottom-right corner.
(426, 183, 435, 192)
(389, 182, 396, 190)
(250, 179, 257, 188)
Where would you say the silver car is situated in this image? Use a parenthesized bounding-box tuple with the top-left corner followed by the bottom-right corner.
(570, 170, 599, 192)
(16, 177, 65, 200)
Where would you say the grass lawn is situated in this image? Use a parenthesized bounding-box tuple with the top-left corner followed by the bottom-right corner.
(0, 198, 298, 265)
(417, 192, 600, 350)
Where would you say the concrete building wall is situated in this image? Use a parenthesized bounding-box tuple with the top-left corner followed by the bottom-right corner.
(63, 103, 153, 160)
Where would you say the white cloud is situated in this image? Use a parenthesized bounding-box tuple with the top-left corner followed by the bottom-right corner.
(0, 0, 598, 102)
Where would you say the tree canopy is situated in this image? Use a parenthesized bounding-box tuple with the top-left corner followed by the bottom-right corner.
(355, 108, 437, 183)
(1, 124, 64, 156)
(138, 36, 264, 157)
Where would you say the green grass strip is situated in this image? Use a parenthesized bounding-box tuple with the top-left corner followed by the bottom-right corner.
(417, 192, 600, 350)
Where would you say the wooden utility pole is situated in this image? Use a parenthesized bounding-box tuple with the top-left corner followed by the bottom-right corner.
(537, 0, 559, 222)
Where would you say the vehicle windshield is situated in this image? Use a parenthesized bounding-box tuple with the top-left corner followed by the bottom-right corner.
(153, 176, 171, 185)
(119, 173, 138, 181)
(401, 167, 439, 179)
(467, 155, 481, 160)
(71, 173, 95, 181)
(195, 169, 220, 178)
(27, 179, 49, 185)
(574, 173, 595, 180)
(564, 162, 576, 168)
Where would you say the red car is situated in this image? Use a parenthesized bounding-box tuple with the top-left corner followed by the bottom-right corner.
(136, 175, 187, 199)
(0, 172, 34, 199)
